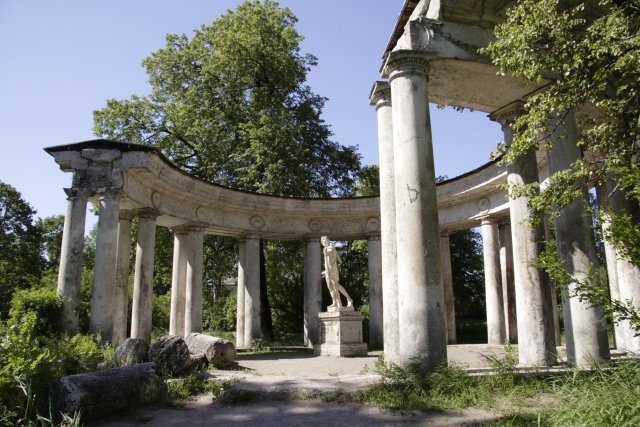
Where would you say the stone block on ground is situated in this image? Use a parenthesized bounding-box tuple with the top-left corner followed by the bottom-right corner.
(49, 362, 164, 422)
(113, 338, 149, 366)
(185, 333, 236, 368)
(148, 335, 191, 376)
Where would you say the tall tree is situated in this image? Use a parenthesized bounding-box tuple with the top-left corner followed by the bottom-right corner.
(93, 1, 362, 340)
(93, 0, 360, 196)
(0, 181, 44, 318)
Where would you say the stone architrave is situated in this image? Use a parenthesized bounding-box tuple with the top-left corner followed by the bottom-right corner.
(367, 234, 383, 349)
(113, 210, 134, 346)
(370, 81, 399, 363)
(90, 189, 122, 341)
(57, 185, 89, 335)
(303, 237, 322, 347)
(384, 51, 447, 370)
(131, 209, 158, 344)
(440, 230, 456, 344)
(481, 217, 506, 344)
(547, 110, 609, 366)
(490, 103, 556, 367)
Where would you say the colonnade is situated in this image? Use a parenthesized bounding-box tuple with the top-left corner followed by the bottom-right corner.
(369, 49, 626, 368)
(56, 176, 385, 348)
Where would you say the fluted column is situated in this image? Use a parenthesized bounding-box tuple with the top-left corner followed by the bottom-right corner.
(482, 217, 506, 344)
(370, 81, 399, 363)
(112, 210, 133, 345)
(547, 110, 609, 366)
(236, 240, 247, 348)
(130, 209, 158, 344)
(169, 229, 188, 336)
(498, 221, 517, 343)
(440, 230, 456, 344)
(184, 226, 204, 335)
(90, 189, 121, 341)
(368, 234, 383, 349)
(244, 235, 261, 346)
(490, 103, 556, 367)
(57, 186, 89, 335)
(303, 237, 322, 347)
(384, 51, 447, 369)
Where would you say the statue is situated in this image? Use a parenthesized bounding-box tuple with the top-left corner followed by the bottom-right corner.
(321, 236, 353, 310)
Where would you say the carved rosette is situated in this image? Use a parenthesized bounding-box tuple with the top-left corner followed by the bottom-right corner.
(151, 191, 162, 210)
(249, 215, 265, 230)
(308, 219, 322, 233)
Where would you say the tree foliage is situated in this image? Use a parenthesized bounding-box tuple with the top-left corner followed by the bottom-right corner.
(484, 0, 640, 331)
(484, 0, 640, 258)
(0, 181, 44, 318)
(93, 0, 360, 197)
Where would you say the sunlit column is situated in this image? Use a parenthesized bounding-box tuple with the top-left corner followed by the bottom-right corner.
(112, 210, 133, 345)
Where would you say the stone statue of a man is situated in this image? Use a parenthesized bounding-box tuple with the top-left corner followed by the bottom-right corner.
(321, 236, 353, 309)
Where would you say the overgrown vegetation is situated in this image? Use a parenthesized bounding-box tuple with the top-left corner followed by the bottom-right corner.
(356, 353, 640, 426)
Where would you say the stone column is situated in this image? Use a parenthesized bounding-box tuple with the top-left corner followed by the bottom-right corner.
(303, 237, 322, 347)
(440, 230, 456, 344)
(596, 183, 625, 349)
(169, 230, 187, 336)
(370, 81, 399, 363)
(368, 234, 383, 349)
(498, 221, 518, 343)
(57, 187, 89, 335)
(490, 104, 556, 367)
(90, 189, 121, 341)
(130, 209, 158, 344)
(112, 210, 133, 346)
(244, 235, 261, 346)
(547, 110, 609, 366)
(481, 217, 506, 344)
(236, 240, 247, 348)
(184, 226, 204, 335)
(605, 180, 640, 352)
(384, 51, 447, 369)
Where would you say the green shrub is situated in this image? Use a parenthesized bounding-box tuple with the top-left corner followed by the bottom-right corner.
(203, 295, 236, 333)
(152, 292, 171, 331)
(8, 286, 63, 336)
(0, 313, 111, 426)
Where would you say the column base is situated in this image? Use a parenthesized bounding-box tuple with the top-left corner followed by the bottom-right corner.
(313, 310, 368, 357)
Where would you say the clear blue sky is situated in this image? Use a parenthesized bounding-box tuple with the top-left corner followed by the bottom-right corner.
(0, 0, 502, 224)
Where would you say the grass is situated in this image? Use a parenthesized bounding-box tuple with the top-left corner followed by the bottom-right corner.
(354, 351, 640, 426)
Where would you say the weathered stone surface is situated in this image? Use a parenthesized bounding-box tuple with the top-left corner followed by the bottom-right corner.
(49, 362, 164, 422)
(148, 335, 191, 376)
(314, 310, 368, 357)
(185, 333, 236, 368)
(113, 338, 149, 366)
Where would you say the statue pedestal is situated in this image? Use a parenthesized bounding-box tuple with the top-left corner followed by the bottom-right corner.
(313, 308, 368, 357)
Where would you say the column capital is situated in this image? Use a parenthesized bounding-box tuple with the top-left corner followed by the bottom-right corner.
(489, 101, 525, 128)
(63, 187, 90, 200)
(303, 235, 322, 244)
(119, 210, 134, 221)
(481, 216, 498, 226)
(440, 229, 451, 238)
(135, 208, 159, 219)
(382, 50, 430, 80)
(367, 233, 381, 241)
(369, 81, 391, 109)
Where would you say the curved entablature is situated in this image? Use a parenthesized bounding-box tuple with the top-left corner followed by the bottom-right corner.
(45, 139, 509, 239)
